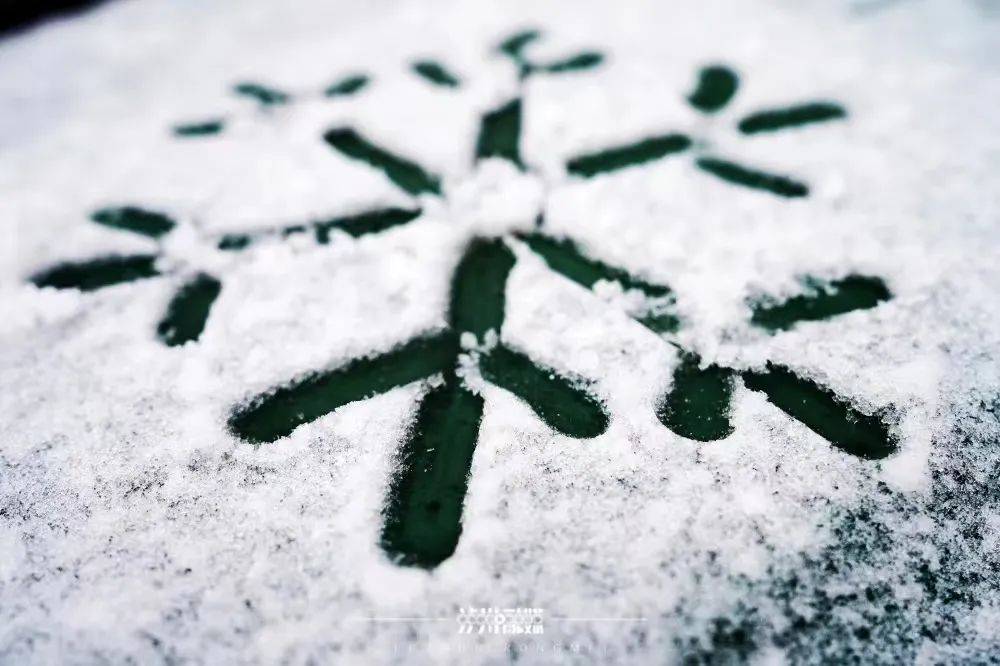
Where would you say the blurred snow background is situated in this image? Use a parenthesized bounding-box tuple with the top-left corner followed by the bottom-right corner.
(1, 0, 999, 663)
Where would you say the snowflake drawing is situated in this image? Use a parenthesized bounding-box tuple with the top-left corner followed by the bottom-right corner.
(29, 206, 223, 347)
(27, 29, 897, 570)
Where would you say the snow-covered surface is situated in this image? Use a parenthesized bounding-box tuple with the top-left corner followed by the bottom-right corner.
(2, 0, 999, 663)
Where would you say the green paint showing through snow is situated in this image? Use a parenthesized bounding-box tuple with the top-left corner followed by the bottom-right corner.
(567, 134, 691, 177)
(217, 234, 252, 251)
(31, 255, 160, 291)
(324, 74, 369, 97)
(157, 273, 222, 347)
(751, 275, 891, 332)
(537, 51, 604, 74)
(498, 29, 541, 60)
(475, 98, 523, 167)
(696, 157, 808, 198)
(173, 120, 224, 137)
(91, 207, 175, 238)
(738, 102, 846, 135)
(381, 371, 485, 568)
(228, 333, 459, 444)
(217, 209, 423, 250)
(324, 128, 441, 196)
(516, 232, 679, 332)
(233, 82, 290, 105)
(449, 237, 516, 339)
(658, 354, 735, 441)
(742, 364, 896, 460)
(480, 344, 608, 439)
(688, 65, 739, 113)
(315, 208, 423, 241)
(411, 60, 461, 88)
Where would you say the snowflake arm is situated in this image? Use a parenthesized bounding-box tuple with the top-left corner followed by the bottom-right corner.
(657, 353, 735, 442)
(531, 51, 604, 75)
(479, 343, 609, 438)
(216, 207, 424, 251)
(411, 60, 461, 88)
(497, 29, 542, 62)
(324, 73, 370, 97)
(323, 127, 442, 196)
(449, 237, 514, 336)
(515, 231, 679, 334)
(695, 156, 809, 198)
(156, 273, 222, 347)
(750, 274, 892, 332)
(476, 98, 524, 168)
(381, 367, 484, 568)
(687, 65, 739, 113)
(737, 102, 847, 135)
(741, 364, 896, 460)
(173, 119, 225, 137)
(233, 82, 291, 106)
(91, 206, 175, 238)
(228, 332, 460, 445)
(30, 254, 160, 291)
(566, 134, 692, 177)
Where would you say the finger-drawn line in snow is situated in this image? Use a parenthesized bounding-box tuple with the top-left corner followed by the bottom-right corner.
(27, 28, 894, 570)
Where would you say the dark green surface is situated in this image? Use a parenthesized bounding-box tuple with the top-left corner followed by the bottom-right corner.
(688, 65, 739, 113)
(315, 208, 422, 241)
(498, 29, 541, 60)
(173, 120, 224, 137)
(217, 234, 252, 251)
(30, 255, 160, 291)
(91, 206, 175, 238)
(156, 273, 222, 347)
(738, 102, 846, 135)
(480, 344, 608, 439)
(381, 371, 485, 568)
(229, 333, 459, 444)
(696, 157, 809, 198)
(449, 238, 516, 338)
(324, 74, 369, 97)
(517, 232, 678, 332)
(324, 128, 441, 196)
(751, 275, 891, 332)
(280, 225, 308, 238)
(411, 60, 460, 88)
(742, 363, 896, 460)
(538, 51, 603, 73)
(658, 354, 734, 441)
(476, 98, 522, 167)
(218, 209, 422, 250)
(636, 311, 682, 335)
(233, 82, 290, 105)
(517, 232, 671, 297)
(567, 134, 691, 177)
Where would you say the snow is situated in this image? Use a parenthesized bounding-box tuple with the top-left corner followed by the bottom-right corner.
(2, 0, 1000, 663)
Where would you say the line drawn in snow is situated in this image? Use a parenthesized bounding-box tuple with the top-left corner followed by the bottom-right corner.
(26, 28, 897, 570)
